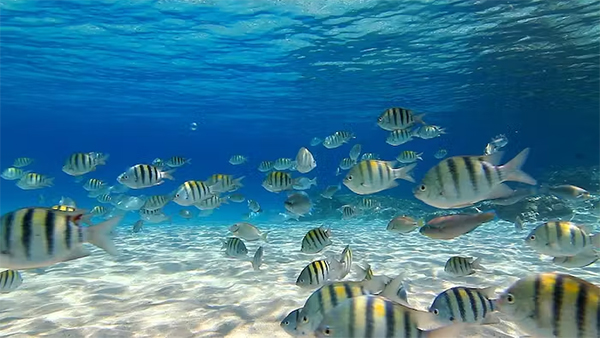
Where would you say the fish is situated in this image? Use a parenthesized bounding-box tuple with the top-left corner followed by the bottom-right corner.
(229, 155, 248, 165)
(62, 152, 108, 176)
(321, 184, 341, 199)
(420, 212, 495, 240)
(292, 177, 317, 190)
(360, 153, 379, 161)
(339, 245, 353, 279)
(343, 160, 416, 195)
(349, 144, 362, 161)
(96, 194, 113, 204)
(434, 149, 448, 159)
(205, 174, 244, 193)
(227, 193, 246, 203)
(165, 156, 191, 168)
(490, 134, 508, 148)
(414, 148, 537, 209)
(416, 125, 446, 139)
(338, 157, 356, 170)
(323, 131, 355, 149)
(514, 215, 525, 231)
(280, 308, 302, 337)
(525, 221, 600, 257)
(262, 171, 298, 193)
(222, 237, 248, 258)
(339, 205, 357, 219)
(301, 227, 332, 253)
(252, 246, 263, 270)
(258, 160, 275, 172)
(546, 184, 591, 200)
(429, 286, 498, 324)
(296, 147, 317, 174)
(310, 137, 323, 146)
(132, 220, 144, 233)
(151, 158, 167, 170)
(139, 208, 171, 223)
(112, 195, 145, 211)
(247, 199, 262, 213)
(1, 167, 29, 180)
(377, 107, 425, 131)
(314, 295, 463, 338)
(13, 157, 34, 168)
(16, 173, 54, 190)
(396, 151, 423, 164)
(83, 178, 107, 192)
(90, 206, 109, 216)
(497, 272, 600, 338)
(194, 195, 228, 210)
(484, 143, 497, 156)
(228, 222, 268, 242)
(444, 256, 482, 276)
(173, 180, 214, 206)
(295, 259, 339, 288)
(552, 251, 599, 268)
(386, 215, 424, 234)
(179, 209, 193, 219)
(274, 158, 294, 170)
(386, 128, 415, 146)
(143, 195, 172, 211)
(357, 198, 380, 210)
(0, 270, 23, 293)
(0, 208, 122, 269)
(284, 192, 313, 217)
(59, 196, 77, 208)
(117, 164, 175, 189)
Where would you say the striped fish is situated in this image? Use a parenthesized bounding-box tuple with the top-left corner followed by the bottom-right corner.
(358, 198, 379, 210)
(139, 208, 170, 224)
(165, 156, 191, 168)
(296, 147, 317, 174)
(252, 246, 263, 271)
(280, 308, 302, 337)
(397, 151, 423, 164)
(1, 167, 29, 180)
(429, 286, 498, 324)
(195, 195, 228, 210)
(143, 195, 172, 211)
(338, 245, 353, 279)
(386, 128, 416, 146)
(340, 205, 357, 220)
(13, 157, 34, 168)
(16, 173, 54, 190)
(323, 131, 355, 149)
(173, 180, 214, 206)
(206, 174, 244, 193)
(274, 158, 294, 170)
(314, 295, 462, 338)
(262, 171, 297, 193)
(526, 221, 600, 257)
(117, 164, 175, 189)
(360, 263, 374, 281)
(416, 125, 446, 139)
(498, 272, 600, 338)
(377, 107, 425, 131)
(434, 149, 448, 159)
(301, 227, 332, 253)
(0, 207, 122, 269)
(343, 160, 416, 195)
(414, 148, 537, 209)
(83, 178, 106, 191)
(222, 237, 248, 257)
(0, 270, 23, 293)
(339, 157, 356, 170)
(296, 259, 334, 288)
(360, 153, 379, 161)
(444, 256, 482, 276)
(258, 160, 275, 172)
(96, 194, 112, 204)
(229, 155, 247, 165)
(62, 152, 108, 176)
(90, 206, 109, 216)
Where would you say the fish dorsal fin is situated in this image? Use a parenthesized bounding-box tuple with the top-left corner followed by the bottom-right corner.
(478, 286, 497, 298)
(480, 151, 504, 165)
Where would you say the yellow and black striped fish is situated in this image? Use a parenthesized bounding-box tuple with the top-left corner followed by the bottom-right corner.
(143, 195, 172, 211)
(96, 194, 112, 204)
(429, 286, 498, 324)
(229, 155, 248, 165)
(526, 221, 600, 257)
(62, 152, 107, 176)
(343, 160, 416, 195)
(340, 205, 357, 220)
(386, 128, 416, 146)
(1, 167, 28, 180)
(195, 195, 228, 210)
(296, 259, 332, 288)
(280, 308, 302, 337)
(222, 237, 248, 257)
(206, 174, 244, 193)
(377, 107, 425, 131)
(258, 160, 274, 172)
(117, 164, 174, 189)
(83, 178, 106, 191)
(0, 207, 122, 269)
(13, 157, 34, 168)
(301, 227, 332, 253)
(173, 180, 214, 206)
(498, 272, 599, 338)
(444, 256, 482, 276)
(90, 205, 109, 216)
(314, 294, 462, 338)
(262, 171, 296, 193)
(323, 131, 355, 149)
(339, 245, 353, 279)
(397, 150, 423, 164)
(165, 156, 190, 168)
(0, 270, 23, 293)
(16, 173, 54, 190)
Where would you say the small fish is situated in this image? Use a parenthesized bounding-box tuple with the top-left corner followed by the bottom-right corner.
(377, 107, 425, 131)
(1, 167, 29, 180)
(444, 256, 482, 276)
(143, 195, 172, 211)
(490, 134, 508, 148)
(222, 237, 248, 258)
(280, 308, 302, 337)
(292, 177, 317, 190)
(16, 173, 54, 190)
(262, 171, 298, 193)
(206, 174, 244, 193)
(0, 208, 122, 269)
(195, 195, 228, 210)
(343, 160, 416, 195)
(112, 195, 145, 211)
(349, 144, 362, 161)
(62, 152, 108, 176)
(285, 192, 313, 217)
(165, 156, 190, 168)
(339, 245, 353, 279)
(13, 157, 34, 168)
(179, 209, 193, 219)
(339, 205, 357, 219)
(132, 220, 144, 233)
(229, 222, 268, 242)
(429, 286, 498, 324)
(295, 259, 335, 288)
(546, 184, 591, 200)
(247, 199, 262, 213)
(301, 227, 332, 253)
(0, 270, 23, 293)
(59, 196, 77, 208)
(310, 137, 323, 146)
(90, 206, 109, 216)
(227, 193, 245, 203)
(420, 212, 495, 240)
(96, 194, 112, 204)
(358, 198, 379, 210)
(386, 128, 415, 146)
(497, 273, 600, 338)
(229, 155, 248, 165)
(83, 178, 107, 192)
(139, 208, 170, 223)
(434, 149, 448, 159)
(360, 153, 379, 161)
(414, 148, 537, 209)
(173, 180, 214, 206)
(338, 157, 356, 170)
(252, 246, 263, 270)
(274, 158, 294, 170)
(386, 215, 424, 234)
(258, 160, 275, 172)
(525, 221, 600, 257)
(323, 131, 355, 149)
(320, 184, 341, 199)
(314, 295, 463, 338)
(117, 164, 175, 189)
(416, 125, 446, 139)
(151, 158, 167, 169)
(397, 151, 423, 164)
(296, 147, 317, 174)
(553, 251, 599, 268)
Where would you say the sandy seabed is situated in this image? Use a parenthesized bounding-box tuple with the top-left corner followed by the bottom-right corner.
(1, 217, 599, 338)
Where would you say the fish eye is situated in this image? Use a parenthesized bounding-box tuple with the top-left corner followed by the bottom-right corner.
(283, 321, 289, 325)
(302, 316, 309, 323)
(449, 316, 455, 321)
(419, 184, 426, 191)
(347, 175, 353, 181)
(506, 294, 515, 304)
(323, 327, 332, 336)
(122, 175, 128, 179)
(432, 309, 439, 315)
(529, 235, 536, 240)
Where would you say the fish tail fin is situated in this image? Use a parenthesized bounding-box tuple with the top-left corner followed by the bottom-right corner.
(162, 169, 176, 180)
(261, 231, 269, 243)
(311, 177, 317, 186)
(87, 215, 123, 256)
(234, 176, 245, 188)
(417, 219, 425, 227)
(414, 113, 426, 125)
(393, 163, 417, 183)
(45, 177, 55, 187)
(472, 257, 483, 269)
(500, 148, 536, 185)
(591, 233, 600, 248)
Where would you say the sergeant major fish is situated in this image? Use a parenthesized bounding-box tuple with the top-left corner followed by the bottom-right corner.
(301, 227, 332, 253)
(296, 147, 317, 174)
(0, 270, 23, 293)
(117, 164, 175, 189)
(252, 246, 263, 271)
(222, 237, 248, 258)
(343, 160, 416, 195)
(429, 286, 498, 324)
(377, 107, 425, 131)
(444, 256, 482, 276)
(525, 221, 600, 257)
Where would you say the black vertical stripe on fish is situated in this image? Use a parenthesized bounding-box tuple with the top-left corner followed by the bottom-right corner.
(580, 229, 587, 247)
(384, 297, 395, 338)
(533, 276, 541, 326)
(544, 224, 551, 247)
(465, 288, 479, 322)
(307, 264, 314, 285)
(570, 226, 578, 248)
(446, 158, 461, 196)
(3, 212, 14, 252)
(44, 210, 55, 255)
(328, 284, 338, 308)
(344, 283, 354, 302)
(495, 165, 503, 182)
(316, 285, 324, 310)
(403, 309, 412, 338)
(552, 275, 564, 337)
(463, 157, 479, 193)
(452, 288, 467, 322)
(349, 295, 356, 338)
(476, 291, 489, 319)
(482, 163, 494, 188)
(21, 209, 34, 260)
(77, 223, 84, 243)
(365, 296, 374, 338)
(556, 222, 563, 243)
(435, 163, 444, 193)
(65, 216, 72, 250)
(575, 281, 587, 338)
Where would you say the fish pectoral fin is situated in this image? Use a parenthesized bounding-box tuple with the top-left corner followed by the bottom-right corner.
(481, 314, 500, 325)
(485, 183, 514, 201)
(62, 247, 92, 262)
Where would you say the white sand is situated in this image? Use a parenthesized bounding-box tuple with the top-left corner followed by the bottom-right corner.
(1, 219, 598, 338)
